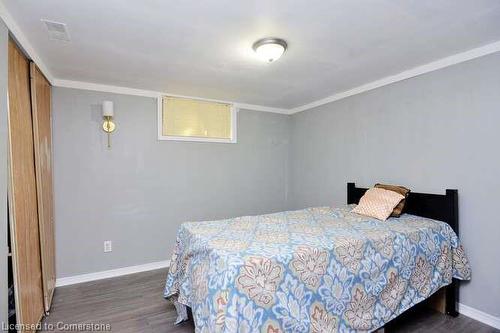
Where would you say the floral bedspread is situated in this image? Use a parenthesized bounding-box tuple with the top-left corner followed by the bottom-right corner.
(164, 205, 471, 332)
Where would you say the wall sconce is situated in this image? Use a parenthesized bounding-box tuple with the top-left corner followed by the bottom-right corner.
(102, 101, 115, 148)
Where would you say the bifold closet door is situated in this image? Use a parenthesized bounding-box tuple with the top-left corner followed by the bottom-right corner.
(30, 62, 56, 312)
(7, 38, 45, 329)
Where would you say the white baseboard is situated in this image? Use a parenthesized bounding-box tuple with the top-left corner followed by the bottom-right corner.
(55, 260, 170, 287)
(459, 303, 500, 329)
(55, 264, 499, 330)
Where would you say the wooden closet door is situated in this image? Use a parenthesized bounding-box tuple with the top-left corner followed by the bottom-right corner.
(30, 62, 56, 312)
(7, 38, 45, 329)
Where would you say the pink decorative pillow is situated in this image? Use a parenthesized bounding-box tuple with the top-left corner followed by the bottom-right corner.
(352, 188, 405, 221)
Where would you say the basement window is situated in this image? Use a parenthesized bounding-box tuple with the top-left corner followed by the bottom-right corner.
(158, 96, 237, 143)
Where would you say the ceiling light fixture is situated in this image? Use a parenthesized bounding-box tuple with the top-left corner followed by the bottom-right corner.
(252, 38, 287, 63)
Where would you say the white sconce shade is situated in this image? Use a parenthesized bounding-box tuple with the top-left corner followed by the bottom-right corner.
(102, 100, 114, 117)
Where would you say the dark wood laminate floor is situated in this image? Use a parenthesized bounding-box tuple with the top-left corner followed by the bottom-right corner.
(42, 269, 498, 333)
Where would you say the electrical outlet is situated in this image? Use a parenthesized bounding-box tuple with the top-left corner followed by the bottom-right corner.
(104, 240, 112, 253)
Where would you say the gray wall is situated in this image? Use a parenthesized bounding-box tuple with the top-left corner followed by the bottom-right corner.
(52, 88, 290, 278)
(0, 19, 9, 328)
(290, 52, 500, 317)
(53, 53, 500, 317)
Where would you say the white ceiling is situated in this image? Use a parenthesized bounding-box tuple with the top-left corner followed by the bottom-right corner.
(3, 0, 500, 109)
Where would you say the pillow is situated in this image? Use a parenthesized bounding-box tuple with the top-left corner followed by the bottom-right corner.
(352, 188, 405, 221)
(374, 183, 410, 217)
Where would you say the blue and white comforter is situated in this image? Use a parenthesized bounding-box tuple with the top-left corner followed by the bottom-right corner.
(164, 205, 471, 332)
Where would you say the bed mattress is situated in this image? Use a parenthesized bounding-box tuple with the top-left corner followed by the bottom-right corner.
(164, 205, 471, 332)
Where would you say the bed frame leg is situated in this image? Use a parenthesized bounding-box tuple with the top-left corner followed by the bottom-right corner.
(445, 279, 459, 317)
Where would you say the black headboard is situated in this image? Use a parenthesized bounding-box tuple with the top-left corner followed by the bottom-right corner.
(347, 182, 459, 234)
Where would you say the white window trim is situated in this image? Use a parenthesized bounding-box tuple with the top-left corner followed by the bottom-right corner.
(157, 96, 238, 143)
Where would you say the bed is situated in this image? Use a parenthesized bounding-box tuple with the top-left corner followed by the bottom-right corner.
(164, 183, 471, 332)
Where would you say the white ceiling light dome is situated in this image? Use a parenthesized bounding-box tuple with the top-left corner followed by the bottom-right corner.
(252, 38, 287, 63)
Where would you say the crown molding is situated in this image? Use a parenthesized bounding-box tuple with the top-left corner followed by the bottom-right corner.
(233, 102, 290, 114)
(53, 79, 161, 98)
(49, 40, 500, 115)
(290, 40, 500, 114)
(45, 40, 500, 116)
(1, 4, 288, 114)
(0, 1, 54, 83)
(53, 79, 291, 114)
(3, 2, 500, 116)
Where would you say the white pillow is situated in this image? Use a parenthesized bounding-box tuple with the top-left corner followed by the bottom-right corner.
(352, 187, 405, 221)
